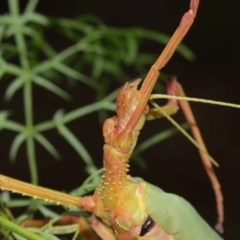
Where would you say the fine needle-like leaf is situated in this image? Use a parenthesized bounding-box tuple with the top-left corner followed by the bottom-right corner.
(24, 0, 39, 14)
(0, 110, 10, 121)
(22, 12, 49, 26)
(132, 28, 195, 61)
(34, 99, 114, 133)
(38, 205, 60, 219)
(52, 62, 96, 88)
(9, 132, 26, 162)
(0, 119, 25, 132)
(0, 215, 45, 240)
(122, 33, 138, 65)
(33, 75, 71, 101)
(134, 124, 188, 155)
(2, 60, 22, 76)
(70, 168, 102, 196)
(34, 133, 61, 160)
(54, 110, 97, 175)
(5, 77, 24, 101)
(33, 32, 103, 74)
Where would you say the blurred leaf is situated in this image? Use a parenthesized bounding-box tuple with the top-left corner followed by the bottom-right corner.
(0, 111, 10, 119)
(4, 61, 22, 76)
(5, 77, 23, 101)
(24, 0, 39, 14)
(54, 110, 96, 175)
(0, 215, 45, 240)
(124, 33, 138, 65)
(34, 75, 71, 100)
(134, 124, 188, 156)
(44, 224, 79, 236)
(38, 205, 59, 219)
(131, 28, 195, 61)
(70, 168, 102, 196)
(0, 111, 10, 131)
(41, 232, 61, 240)
(34, 133, 61, 160)
(23, 13, 49, 26)
(52, 62, 96, 88)
(9, 132, 26, 162)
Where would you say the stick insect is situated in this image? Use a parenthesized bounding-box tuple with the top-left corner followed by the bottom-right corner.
(1, 0, 236, 239)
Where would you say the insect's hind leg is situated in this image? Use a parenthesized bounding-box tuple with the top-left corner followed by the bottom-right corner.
(148, 76, 224, 233)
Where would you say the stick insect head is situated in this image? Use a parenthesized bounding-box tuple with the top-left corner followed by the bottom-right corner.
(103, 79, 148, 153)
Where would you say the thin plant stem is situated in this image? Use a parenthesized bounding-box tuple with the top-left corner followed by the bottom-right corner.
(0, 215, 45, 240)
(9, 0, 38, 184)
(35, 97, 115, 133)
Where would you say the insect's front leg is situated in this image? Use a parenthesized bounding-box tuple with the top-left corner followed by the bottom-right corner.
(90, 216, 116, 240)
(0, 174, 95, 211)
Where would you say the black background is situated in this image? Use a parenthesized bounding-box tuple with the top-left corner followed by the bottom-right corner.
(1, 0, 240, 239)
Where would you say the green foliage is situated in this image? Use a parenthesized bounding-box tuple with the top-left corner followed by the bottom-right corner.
(0, 0, 194, 184)
(0, 0, 194, 239)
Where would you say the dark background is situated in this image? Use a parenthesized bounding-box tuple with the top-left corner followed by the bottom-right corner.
(1, 0, 240, 239)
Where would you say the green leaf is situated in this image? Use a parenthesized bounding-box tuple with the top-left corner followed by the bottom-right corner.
(0, 119, 24, 132)
(70, 168, 102, 196)
(123, 33, 138, 65)
(41, 232, 61, 240)
(54, 110, 96, 175)
(0, 215, 45, 240)
(0, 25, 5, 42)
(0, 110, 10, 119)
(9, 132, 26, 162)
(0, 111, 10, 131)
(23, 12, 49, 26)
(20, 25, 42, 39)
(52, 62, 96, 88)
(133, 125, 188, 156)
(30, 33, 56, 59)
(5, 77, 24, 101)
(44, 224, 79, 236)
(132, 28, 195, 61)
(34, 75, 71, 100)
(91, 55, 104, 79)
(24, 0, 39, 14)
(4, 62, 22, 76)
(34, 133, 61, 160)
(38, 205, 60, 219)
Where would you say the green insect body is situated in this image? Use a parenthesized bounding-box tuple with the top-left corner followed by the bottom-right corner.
(144, 182, 223, 240)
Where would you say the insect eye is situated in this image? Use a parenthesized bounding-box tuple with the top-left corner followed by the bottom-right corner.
(140, 216, 155, 236)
